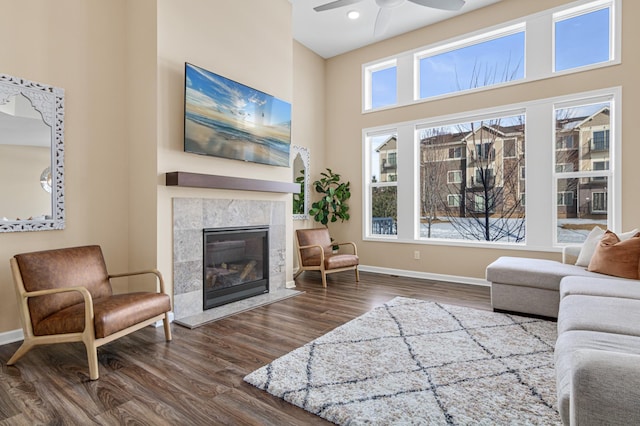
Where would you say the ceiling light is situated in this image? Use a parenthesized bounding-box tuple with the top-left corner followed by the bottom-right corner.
(347, 10, 360, 20)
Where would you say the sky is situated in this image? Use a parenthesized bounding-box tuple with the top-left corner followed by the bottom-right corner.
(371, 6, 611, 108)
(186, 63, 291, 127)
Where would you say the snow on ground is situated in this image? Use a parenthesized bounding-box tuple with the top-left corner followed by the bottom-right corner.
(417, 218, 607, 244)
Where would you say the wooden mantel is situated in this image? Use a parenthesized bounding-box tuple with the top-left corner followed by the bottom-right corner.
(165, 171, 300, 194)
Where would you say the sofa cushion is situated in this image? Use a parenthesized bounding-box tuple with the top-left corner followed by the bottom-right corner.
(555, 330, 640, 425)
(560, 276, 640, 300)
(558, 295, 640, 337)
(486, 256, 609, 291)
(588, 230, 640, 279)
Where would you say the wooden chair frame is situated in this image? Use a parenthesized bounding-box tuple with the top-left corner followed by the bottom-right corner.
(294, 239, 359, 287)
(7, 258, 172, 380)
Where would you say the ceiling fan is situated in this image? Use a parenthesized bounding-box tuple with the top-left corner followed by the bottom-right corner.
(314, 0, 466, 37)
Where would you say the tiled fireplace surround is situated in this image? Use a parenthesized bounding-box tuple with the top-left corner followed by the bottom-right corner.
(172, 198, 300, 328)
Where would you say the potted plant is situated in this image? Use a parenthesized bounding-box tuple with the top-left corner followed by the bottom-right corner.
(309, 169, 351, 251)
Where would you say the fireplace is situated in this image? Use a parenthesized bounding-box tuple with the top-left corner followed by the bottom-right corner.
(203, 226, 269, 310)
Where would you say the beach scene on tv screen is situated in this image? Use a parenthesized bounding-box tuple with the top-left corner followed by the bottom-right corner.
(184, 63, 291, 167)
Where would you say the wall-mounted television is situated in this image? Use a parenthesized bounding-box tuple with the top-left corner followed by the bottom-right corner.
(184, 62, 292, 167)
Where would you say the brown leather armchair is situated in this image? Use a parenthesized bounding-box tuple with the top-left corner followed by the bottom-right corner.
(294, 228, 359, 287)
(7, 245, 172, 380)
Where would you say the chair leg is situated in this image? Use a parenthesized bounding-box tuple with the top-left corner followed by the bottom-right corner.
(7, 339, 35, 365)
(163, 313, 172, 341)
(321, 271, 327, 288)
(355, 267, 360, 282)
(84, 341, 100, 380)
(293, 269, 303, 279)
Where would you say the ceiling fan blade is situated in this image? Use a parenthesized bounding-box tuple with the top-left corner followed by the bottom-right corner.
(407, 0, 465, 11)
(374, 7, 393, 37)
(314, 0, 364, 12)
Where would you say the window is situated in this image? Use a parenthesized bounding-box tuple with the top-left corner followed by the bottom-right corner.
(520, 166, 526, 180)
(592, 130, 610, 151)
(365, 60, 397, 110)
(368, 132, 398, 236)
(474, 168, 494, 185)
(520, 193, 526, 207)
(363, 1, 619, 112)
(554, 4, 611, 72)
(448, 194, 461, 207)
(448, 147, 462, 159)
(592, 191, 607, 212)
(474, 194, 485, 212)
(556, 163, 574, 173)
(416, 113, 525, 242)
(556, 135, 575, 150)
(475, 143, 494, 161)
(448, 170, 462, 184)
(554, 98, 613, 244)
(503, 139, 516, 158)
(388, 152, 397, 165)
(557, 191, 574, 206)
(417, 28, 525, 99)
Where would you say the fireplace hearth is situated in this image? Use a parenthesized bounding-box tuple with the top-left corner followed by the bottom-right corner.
(203, 226, 269, 309)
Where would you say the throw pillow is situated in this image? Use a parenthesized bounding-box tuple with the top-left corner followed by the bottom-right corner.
(575, 226, 605, 267)
(575, 227, 639, 267)
(587, 230, 640, 279)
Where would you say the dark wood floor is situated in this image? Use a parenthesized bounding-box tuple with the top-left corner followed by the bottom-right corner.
(0, 271, 490, 425)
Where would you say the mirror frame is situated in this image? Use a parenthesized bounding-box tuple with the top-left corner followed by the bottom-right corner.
(0, 73, 65, 232)
(291, 145, 310, 221)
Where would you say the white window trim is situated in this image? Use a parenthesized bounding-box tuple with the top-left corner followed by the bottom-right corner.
(362, 0, 621, 113)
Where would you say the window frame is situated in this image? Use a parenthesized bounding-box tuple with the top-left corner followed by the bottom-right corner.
(362, 0, 621, 113)
(362, 87, 621, 250)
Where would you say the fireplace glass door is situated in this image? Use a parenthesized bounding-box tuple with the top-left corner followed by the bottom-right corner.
(203, 226, 269, 310)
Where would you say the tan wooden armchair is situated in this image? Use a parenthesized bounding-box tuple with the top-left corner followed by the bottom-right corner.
(7, 245, 172, 380)
(294, 228, 359, 287)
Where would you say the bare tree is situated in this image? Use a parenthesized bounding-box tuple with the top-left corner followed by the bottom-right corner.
(440, 117, 526, 242)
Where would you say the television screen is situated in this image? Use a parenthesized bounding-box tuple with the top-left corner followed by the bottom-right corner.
(184, 62, 292, 167)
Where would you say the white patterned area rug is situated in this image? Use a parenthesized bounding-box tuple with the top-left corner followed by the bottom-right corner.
(244, 296, 561, 425)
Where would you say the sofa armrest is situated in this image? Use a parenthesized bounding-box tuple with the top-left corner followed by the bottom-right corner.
(562, 245, 582, 264)
(571, 349, 640, 425)
(109, 269, 167, 294)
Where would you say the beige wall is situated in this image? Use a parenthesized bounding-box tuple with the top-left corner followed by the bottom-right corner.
(324, 0, 640, 279)
(292, 41, 326, 268)
(0, 0, 131, 332)
(155, 0, 296, 294)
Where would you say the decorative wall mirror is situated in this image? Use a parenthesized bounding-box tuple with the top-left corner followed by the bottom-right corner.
(291, 145, 309, 220)
(0, 73, 65, 232)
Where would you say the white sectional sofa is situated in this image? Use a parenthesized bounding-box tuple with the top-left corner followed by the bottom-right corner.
(486, 248, 640, 425)
(555, 276, 640, 425)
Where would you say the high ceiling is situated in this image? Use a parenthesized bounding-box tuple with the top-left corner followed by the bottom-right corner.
(292, 0, 502, 59)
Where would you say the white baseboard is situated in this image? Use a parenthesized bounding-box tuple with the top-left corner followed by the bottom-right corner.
(286, 279, 296, 289)
(0, 328, 24, 346)
(359, 265, 490, 287)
